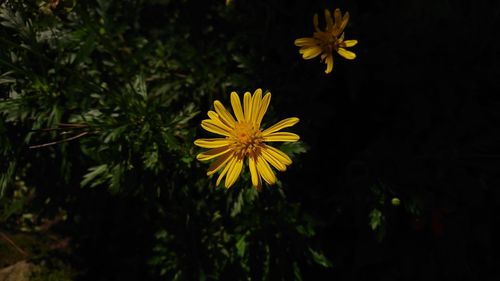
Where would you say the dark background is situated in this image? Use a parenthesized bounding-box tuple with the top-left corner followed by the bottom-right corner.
(263, 0, 500, 280)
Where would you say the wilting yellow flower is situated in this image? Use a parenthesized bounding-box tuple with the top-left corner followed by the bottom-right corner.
(294, 8, 358, 74)
(194, 89, 300, 190)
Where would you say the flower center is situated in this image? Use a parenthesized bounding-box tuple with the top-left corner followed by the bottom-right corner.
(314, 31, 340, 53)
(231, 122, 263, 158)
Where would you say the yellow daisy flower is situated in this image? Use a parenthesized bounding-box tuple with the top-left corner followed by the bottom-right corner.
(194, 89, 300, 190)
(294, 8, 358, 74)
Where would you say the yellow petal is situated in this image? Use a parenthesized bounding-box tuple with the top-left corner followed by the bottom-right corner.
(243, 91, 252, 122)
(230, 92, 245, 122)
(313, 13, 320, 32)
(206, 110, 233, 132)
(324, 9, 334, 30)
(340, 11, 350, 33)
(332, 9, 349, 37)
(325, 54, 334, 74)
(201, 120, 232, 137)
(207, 151, 233, 176)
(248, 156, 259, 187)
(250, 89, 262, 124)
(343, 40, 358, 47)
(263, 144, 292, 166)
(197, 146, 232, 161)
(256, 157, 276, 185)
(255, 92, 271, 128)
(334, 8, 342, 26)
(207, 110, 218, 118)
(337, 48, 356, 60)
(262, 117, 299, 135)
(214, 100, 236, 126)
(216, 157, 235, 186)
(300, 47, 322, 59)
(294, 37, 317, 47)
(207, 111, 233, 132)
(225, 157, 243, 188)
(261, 147, 287, 171)
(263, 132, 300, 142)
(194, 138, 233, 148)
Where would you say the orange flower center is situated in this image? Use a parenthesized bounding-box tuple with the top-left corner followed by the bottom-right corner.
(231, 122, 263, 158)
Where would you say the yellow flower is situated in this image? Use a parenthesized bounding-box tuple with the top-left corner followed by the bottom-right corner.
(194, 89, 300, 190)
(294, 8, 358, 74)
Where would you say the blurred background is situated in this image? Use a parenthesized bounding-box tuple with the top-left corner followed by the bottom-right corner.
(1, 0, 499, 280)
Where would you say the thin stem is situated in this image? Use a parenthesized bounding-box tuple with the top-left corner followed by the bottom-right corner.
(0, 231, 28, 257)
(29, 131, 90, 149)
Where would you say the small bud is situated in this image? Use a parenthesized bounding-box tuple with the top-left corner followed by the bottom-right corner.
(391, 197, 401, 206)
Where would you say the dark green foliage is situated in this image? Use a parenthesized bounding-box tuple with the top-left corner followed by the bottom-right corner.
(0, 0, 323, 280)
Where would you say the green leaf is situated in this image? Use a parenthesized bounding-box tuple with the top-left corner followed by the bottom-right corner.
(133, 74, 148, 100)
(0, 161, 16, 197)
(110, 164, 125, 193)
(293, 262, 303, 281)
(369, 208, 384, 231)
(279, 141, 309, 157)
(81, 164, 108, 187)
(72, 32, 97, 66)
(308, 248, 332, 268)
(0, 71, 15, 85)
(235, 235, 247, 257)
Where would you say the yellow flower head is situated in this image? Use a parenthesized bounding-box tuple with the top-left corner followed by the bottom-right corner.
(294, 8, 358, 74)
(194, 89, 300, 190)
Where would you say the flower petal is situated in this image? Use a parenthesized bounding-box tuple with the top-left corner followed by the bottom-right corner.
(325, 54, 334, 74)
(334, 8, 342, 27)
(339, 11, 350, 34)
(262, 117, 300, 135)
(194, 138, 233, 148)
(324, 9, 334, 30)
(261, 147, 287, 171)
(300, 47, 322, 59)
(230, 91, 245, 122)
(256, 157, 276, 185)
(207, 111, 233, 132)
(250, 89, 262, 124)
(263, 144, 292, 166)
(216, 157, 235, 186)
(337, 48, 356, 60)
(197, 146, 232, 161)
(243, 91, 252, 122)
(201, 120, 232, 137)
(248, 156, 259, 187)
(332, 9, 349, 36)
(313, 13, 320, 32)
(343, 40, 358, 47)
(225, 157, 243, 188)
(214, 100, 236, 126)
(263, 132, 300, 142)
(294, 37, 317, 47)
(255, 92, 271, 128)
(207, 151, 233, 176)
